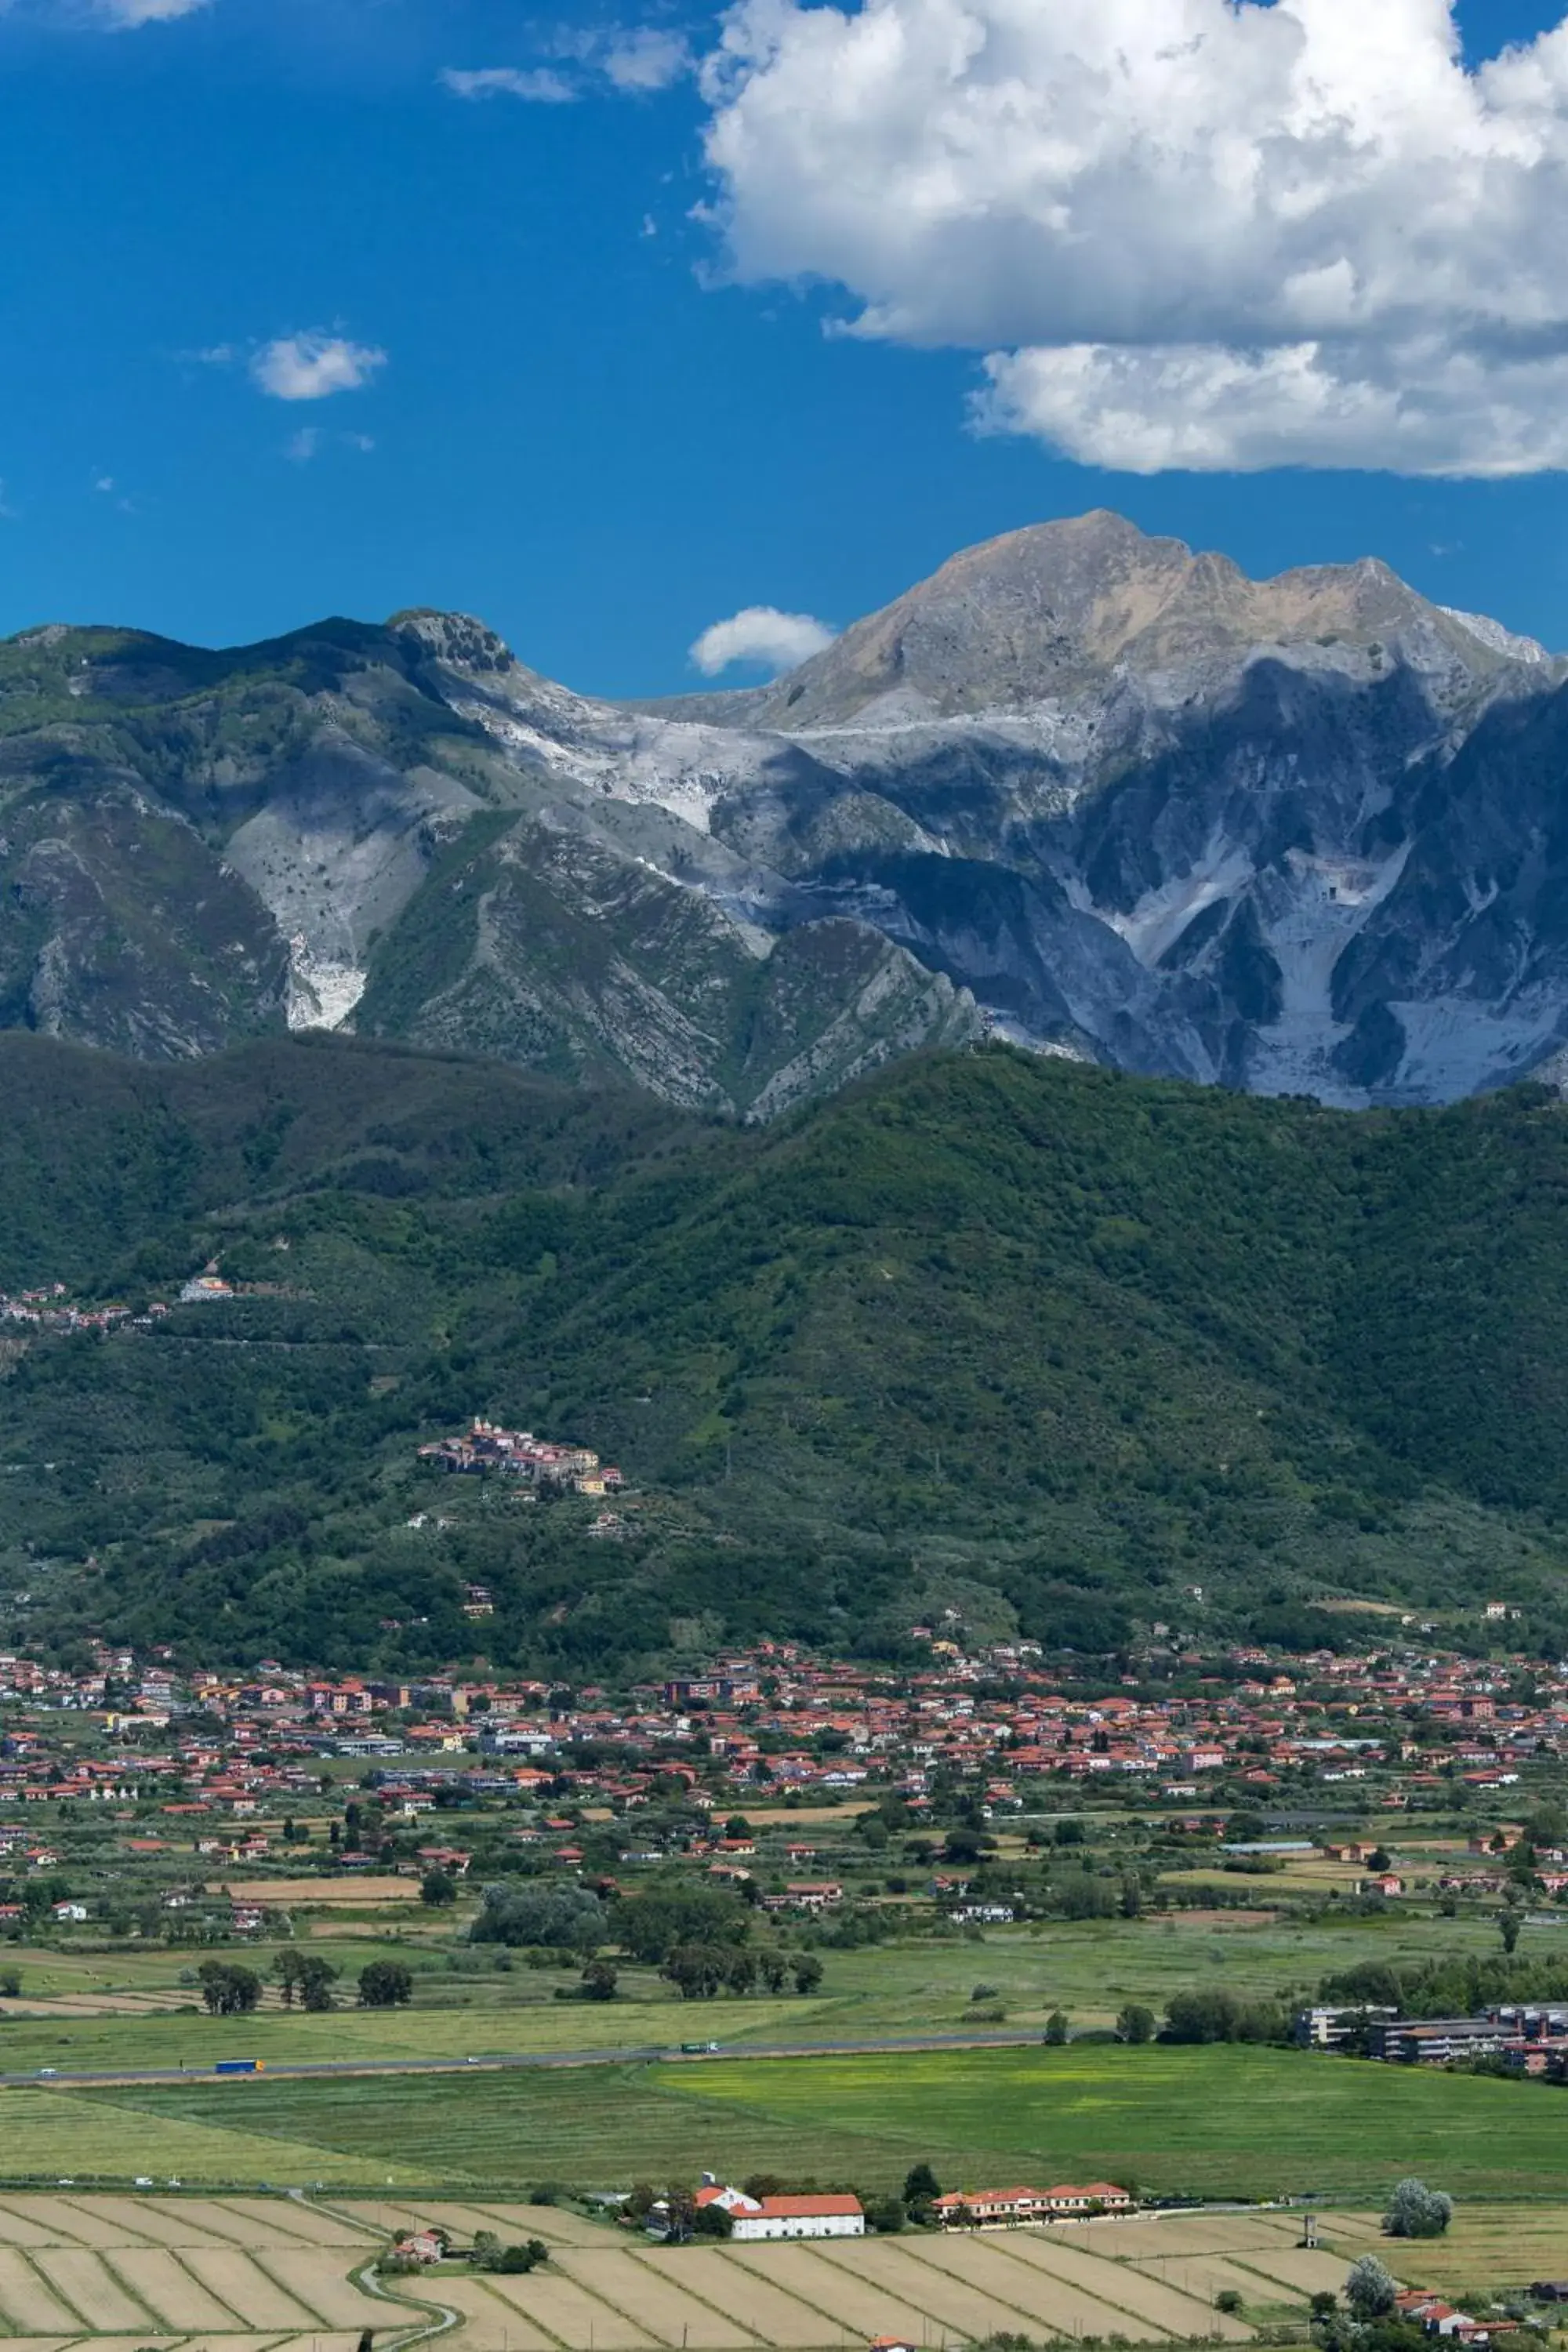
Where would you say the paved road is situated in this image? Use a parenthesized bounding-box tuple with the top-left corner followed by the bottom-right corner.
(2, 2027, 1044, 2092)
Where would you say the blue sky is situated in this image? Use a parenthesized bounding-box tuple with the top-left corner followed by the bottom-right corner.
(2, 0, 1568, 697)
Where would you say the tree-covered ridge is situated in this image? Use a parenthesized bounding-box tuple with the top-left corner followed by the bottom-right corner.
(1, 1035, 1566, 1672)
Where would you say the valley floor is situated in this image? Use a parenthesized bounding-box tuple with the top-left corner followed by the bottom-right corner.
(0, 2190, 1531, 2352)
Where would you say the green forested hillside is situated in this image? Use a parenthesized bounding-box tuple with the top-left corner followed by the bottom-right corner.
(2, 1034, 1566, 1672)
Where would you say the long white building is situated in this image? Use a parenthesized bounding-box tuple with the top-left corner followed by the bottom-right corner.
(695, 2182, 865, 2241)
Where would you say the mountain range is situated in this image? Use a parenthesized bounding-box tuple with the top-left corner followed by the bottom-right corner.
(8, 510, 1568, 1115)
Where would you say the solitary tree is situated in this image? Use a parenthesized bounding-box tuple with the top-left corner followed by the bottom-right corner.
(1384, 2180, 1454, 2239)
(903, 2162, 942, 2210)
(358, 1960, 414, 2009)
(421, 1871, 458, 1908)
(1116, 2004, 1156, 2045)
(1346, 2256, 1398, 2321)
(580, 1958, 619, 2002)
(791, 1953, 823, 1995)
(1044, 2009, 1071, 2045)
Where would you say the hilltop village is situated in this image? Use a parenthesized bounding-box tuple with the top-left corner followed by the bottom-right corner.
(418, 1418, 624, 1497)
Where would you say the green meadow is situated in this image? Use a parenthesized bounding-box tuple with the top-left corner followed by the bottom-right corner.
(51, 2043, 1568, 2203)
(0, 1906, 1513, 2076)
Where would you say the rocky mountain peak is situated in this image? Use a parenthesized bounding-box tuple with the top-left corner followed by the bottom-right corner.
(6, 513, 1568, 1120)
(717, 511, 1552, 731)
(388, 609, 515, 676)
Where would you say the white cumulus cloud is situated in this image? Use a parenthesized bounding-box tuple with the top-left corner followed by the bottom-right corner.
(691, 606, 837, 677)
(439, 66, 578, 103)
(699, 0, 1568, 476)
(251, 333, 387, 402)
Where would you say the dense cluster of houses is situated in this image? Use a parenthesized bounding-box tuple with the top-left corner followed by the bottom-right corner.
(0, 1284, 136, 1334)
(0, 1618, 1565, 1945)
(2, 1624, 1566, 1838)
(418, 1418, 622, 1497)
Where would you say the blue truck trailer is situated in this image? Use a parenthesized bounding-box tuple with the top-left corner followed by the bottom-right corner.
(214, 2059, 264, 2075)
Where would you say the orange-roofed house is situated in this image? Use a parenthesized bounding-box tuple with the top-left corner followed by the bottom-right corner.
(935, 2183, 1134, 2227)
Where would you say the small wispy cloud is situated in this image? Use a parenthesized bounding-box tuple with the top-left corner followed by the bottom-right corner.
(285, 426, 377, 463)
(93, 0, 209, 23)
(440, 65, 577, 104)
(600, 27, 689, 92)
(251, 333, 387, 402)
(441, 23, 692, 107)
(90, 472, 140, 512)
(691, 606, 836, 679)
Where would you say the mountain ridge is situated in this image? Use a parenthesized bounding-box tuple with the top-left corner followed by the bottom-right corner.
(2, 1032, 1568, 1671)
(6, 513, 1568, 1111)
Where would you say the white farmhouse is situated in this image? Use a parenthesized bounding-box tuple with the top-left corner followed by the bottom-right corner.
(695, 2181, 864, 2241)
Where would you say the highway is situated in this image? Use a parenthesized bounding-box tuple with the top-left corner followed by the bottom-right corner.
(2, 2026, 1044, 2092)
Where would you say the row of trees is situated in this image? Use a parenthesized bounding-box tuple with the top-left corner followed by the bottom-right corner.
(198, 1958, 414, 2015)
(1319, 1951, 1568, 2020)
(660, 1947, 822, 2001)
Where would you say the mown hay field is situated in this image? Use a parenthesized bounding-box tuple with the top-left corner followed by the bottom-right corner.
(344, 2202, 1368, 2351)
(1323, 2207, 1568, 2296)
(0, 2192, 1548, 2351)
(216, 1879, 419, 1906)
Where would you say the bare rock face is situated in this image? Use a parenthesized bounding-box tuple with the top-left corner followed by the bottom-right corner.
(615, 516, 1568, 1105)
(0, 614, 980, 1113)
(3, 514, 1567, 1110)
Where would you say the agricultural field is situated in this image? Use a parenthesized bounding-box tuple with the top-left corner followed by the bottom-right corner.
(0, 2190, 389, 2352)
(216, 1880, 422, 1907)
(0, 2088, 434, 2187)
(768, 1909, 1515, 2037)
(668, 2045, 1568, 2203)
(0, 1996, 822, 2079)
(0, 2193, 1472, 2352)
(0, 1904, 1522, 2068)
(49, 2043, 1568, 2205)
(1327, 2207, 1568, 2299)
